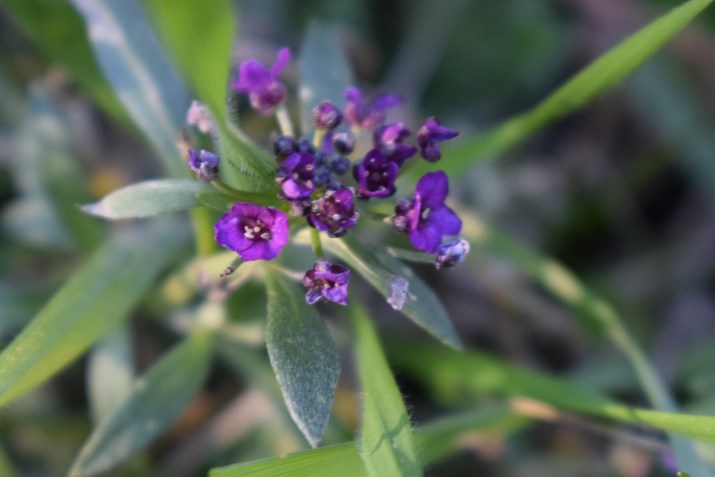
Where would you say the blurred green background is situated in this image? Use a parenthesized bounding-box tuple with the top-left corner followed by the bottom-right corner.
(1, 0, 715, 475)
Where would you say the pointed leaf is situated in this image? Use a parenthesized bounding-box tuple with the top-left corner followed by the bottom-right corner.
(265, 269, 340, 447)
(80, 179, 212, 219)
(351, 306, 421, 477)
(424, 0, 714, 177)
(299, 22, 353, 134)
(0, 219, 185, 408)
(69, 0, 190, 177)
(70, 332, 213, 476)
(325, 236, 461, 349)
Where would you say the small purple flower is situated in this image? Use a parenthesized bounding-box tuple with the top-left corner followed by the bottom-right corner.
(303, 259, 351, 305)
(374, 123, 417, 166)
(353, 149, 399, 199)
(417, 117, 459, 162)
(344, 87, 402, 130)
(276, 152, 315, 200)
(187, 148, 219, 182)
(392, 171, 462, 253)
(308, 187, 359, 238)
(312, 101, 342, 130)
(233, 47, 290, 115)
(214, 203, 289, 261)
(435, 238, 470, 269)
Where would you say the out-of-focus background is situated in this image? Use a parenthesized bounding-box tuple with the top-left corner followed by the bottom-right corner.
(1, 0, 714, 476)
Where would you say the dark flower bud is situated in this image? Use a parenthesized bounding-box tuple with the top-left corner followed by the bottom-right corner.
(313, 166, 333, 187)
(297, 138, 316, 154)
(435, 238, 470, 269)
(417, 117, 459, 163)
(332, 131, 356, 155)
(187, 148, 219, 182)
(327, 178, 342, 191)
(273, 134, 297, 157)
(312, 101, 343, 130)
(329, 156, 350, 175)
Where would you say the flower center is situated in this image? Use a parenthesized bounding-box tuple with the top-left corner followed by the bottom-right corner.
(243, 219, 272, 241)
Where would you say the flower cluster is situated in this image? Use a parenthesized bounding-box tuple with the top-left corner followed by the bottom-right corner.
(186, 47, 469, 306)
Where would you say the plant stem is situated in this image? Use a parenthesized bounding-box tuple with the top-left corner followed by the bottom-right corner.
(275, 105, 294, 137)
(312, 129, 326, 150)
(310, 227, 324, 259)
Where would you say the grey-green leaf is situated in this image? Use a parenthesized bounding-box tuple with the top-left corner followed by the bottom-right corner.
(0, 219, 185, 408)
(325, 236, 461, 349)
(351, 306, 421, 477)
(70, 332, 213, 476)
(299, 22, 353, 134)
(265, 269, 340, 447)
(80, 179, 212, 219)
(87, 324, 134, 423)
(425, 0, 714, 177)
(69, 0, 190, 177)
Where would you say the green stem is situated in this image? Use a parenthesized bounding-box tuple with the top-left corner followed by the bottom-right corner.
(312, 129, 326, 150)
(275, 105, 294, 137)
(190, 207, 215, 256)
(310, 227, 324, 259)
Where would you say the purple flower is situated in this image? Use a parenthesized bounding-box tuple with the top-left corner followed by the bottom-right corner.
(214, 203, 289, 261)
(187, 148, 219, 182)
(303, 259, 351, 305)
(312, 101, 342, 130)
(417, 117, 459, 162)
(374, 123, 417, 166)
(353, 149, 398, 199)
(435, 238, 470, 269)
(332, 131, 356, 154)
(233, 47, 290, 115)
(276, 152, 315, 200)
(308, 187, 359, 238)
(344, 87, 402, 130)
(392, 171, 462, 253)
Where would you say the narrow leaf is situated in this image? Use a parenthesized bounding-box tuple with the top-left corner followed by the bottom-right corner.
(209, 406, 522, 477)
(70, 332, 213, 476)
(80, 179, 211, 219)
(70, 0, 190, 177)
(265, 269, 340, 447)
(426, 0, 714, 177)
(351, 305, 421, 477)
(0, 219, 185, 408)
(325, 236, 461, 349)
(391, 344, 715, 445)
(299, 22, 353, 134)
(87, 324, 134, 423)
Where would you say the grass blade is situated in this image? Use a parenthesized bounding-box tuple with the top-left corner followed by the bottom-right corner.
(0, 219, 185, 408)
(351, 305, 421, 477)
(423, 0, 714, 177)
(70, 332, 213, 476)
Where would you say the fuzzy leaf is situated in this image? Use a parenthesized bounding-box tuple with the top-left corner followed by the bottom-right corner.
(325, 236, 461, 349)
(87, 325, 134, 423)
(80, 179, 211, 219)
(265, 269, 340, 447)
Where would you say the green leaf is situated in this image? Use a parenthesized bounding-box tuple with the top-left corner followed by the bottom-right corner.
(0, 219, 185, 408)
(299, 22, 353, 134)
(351, 306, 421, 477)
(87, 324, 134, 423)
(196, 191, 235, 212)
(427, 0, 714, 177)
(80, 179, 212, 219)
(391, 344, 715, 446)
(325, 236, 461, 349)
(0, 445, 18, 477)
(265, 269, 340, 447)
(144, 0, 233, 124)
(70, 332, 213, 476)
(209, 406, 523, 477)
(69, 0, 190, 177)
(459, 211, 712, 475)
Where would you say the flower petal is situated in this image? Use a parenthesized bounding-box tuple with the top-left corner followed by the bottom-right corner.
(416, 171, 449, 210)
(271, 47, 291, 78)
